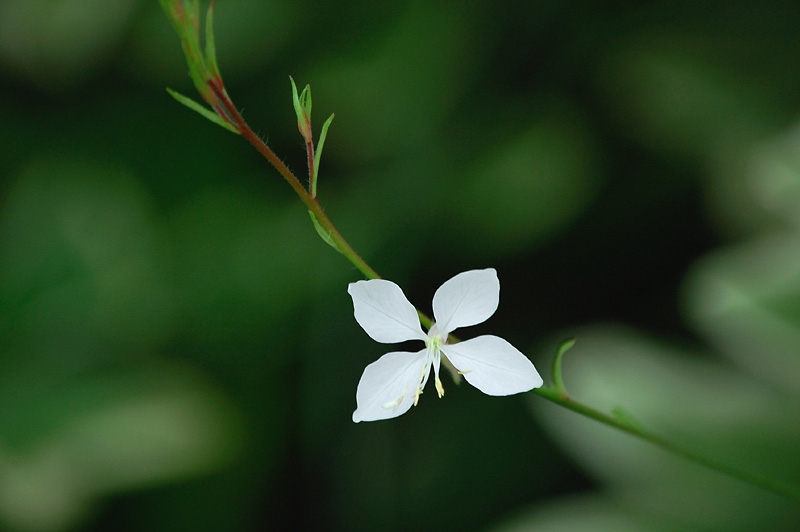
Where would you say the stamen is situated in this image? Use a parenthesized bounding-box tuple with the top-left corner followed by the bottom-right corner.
(413, 364, 426, 406)
(435, 377, 445, 398)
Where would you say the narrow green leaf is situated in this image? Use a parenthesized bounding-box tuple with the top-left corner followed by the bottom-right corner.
(290, 77, 312, 142)
(300, 84, 312, 115)
(204, 1, 220, 79)
(308, 210, 340, 252)
(552, 337, 575, 398)
(290, 77, 303, 121)
(311, 113, 334, 197)
(166, 88, 239, 134)
(160, 0, 210, 100)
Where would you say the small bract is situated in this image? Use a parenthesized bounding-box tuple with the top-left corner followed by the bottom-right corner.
(348, 268, 543, 422)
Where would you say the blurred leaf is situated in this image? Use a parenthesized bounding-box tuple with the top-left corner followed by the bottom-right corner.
(684, 232, 800, 394)
(309, 1, 490, 158)
(488, 495, 656, 532)
(167, 185, 328, 346)
(0, 363, 241, 532)
(0, 0, 138, 90)
(453, 114, 602, 257)
(703, 121, 800, 239)
(597, 42, 778, 160)
(531, 326, 800, 531)
(749, 129, 800, 225)
(0, 158, 174, 357)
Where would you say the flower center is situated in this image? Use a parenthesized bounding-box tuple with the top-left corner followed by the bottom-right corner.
(427, 335, 443, 351)
(424, 328, 446, 399)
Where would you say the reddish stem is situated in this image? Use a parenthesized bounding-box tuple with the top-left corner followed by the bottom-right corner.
(207, 81, 381, 280)
(306, 139, 316, 198)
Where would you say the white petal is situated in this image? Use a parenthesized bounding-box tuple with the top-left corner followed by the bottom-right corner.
(441, 335, 542, 395)
(352, 350, 430, 422)
(432, 268, 500, 335)
(348, 279, 426, 344)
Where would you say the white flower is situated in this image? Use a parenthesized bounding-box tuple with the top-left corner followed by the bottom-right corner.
(348, 268, 543, 422)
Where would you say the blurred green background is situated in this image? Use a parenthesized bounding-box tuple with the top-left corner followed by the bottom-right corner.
(1, 1, 800, 531)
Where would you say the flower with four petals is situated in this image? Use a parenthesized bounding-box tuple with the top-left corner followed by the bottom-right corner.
(348, 268, 543, 422)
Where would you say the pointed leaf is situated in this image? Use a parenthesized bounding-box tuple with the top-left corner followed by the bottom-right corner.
(166, 88, 239, 134)
(204, 1, 220, 79)
(300, 84, 312, 115)
(311, 113, 334, 197)
(289, 77, 312, 142)
(290, 76, 302, 117)
(308, 210, 339, 251)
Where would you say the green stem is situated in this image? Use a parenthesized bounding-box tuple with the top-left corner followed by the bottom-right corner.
(533, 386, 800, 501)
(207, 81, 799, 503)
(211, 84, 379, 280)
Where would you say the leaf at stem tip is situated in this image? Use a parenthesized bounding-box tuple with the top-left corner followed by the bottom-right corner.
(300, 84, 312, 115)
(308, 210, 340, 252)
(204, 1, 220, 79)
(290, 77, 313, 142)
(290, 76, 301, 113)
(552, 337, 575, 397)
(166, 88, 240, 134)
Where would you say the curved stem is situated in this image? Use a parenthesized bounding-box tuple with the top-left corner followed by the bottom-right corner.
(533, 386, 800, 501)
(207, 82, 799, 503)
